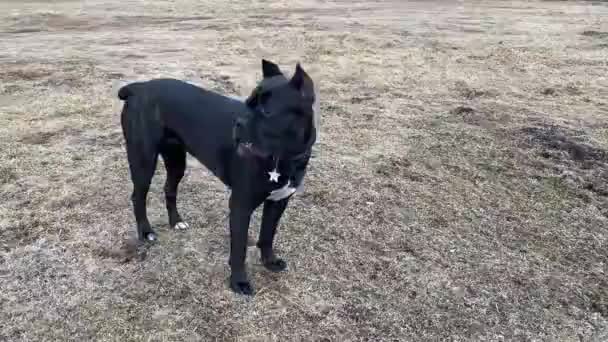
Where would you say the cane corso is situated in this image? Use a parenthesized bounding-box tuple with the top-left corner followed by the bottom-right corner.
(117, 59, 317, 295)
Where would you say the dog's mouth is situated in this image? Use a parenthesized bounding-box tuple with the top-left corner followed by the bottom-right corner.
(236, 141, 271, 159)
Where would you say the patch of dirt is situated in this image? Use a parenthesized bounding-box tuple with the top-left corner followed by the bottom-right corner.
(19, 131, 59, 145)
(0, 61, 102, 90)
(74, 131, 123, 149)
(448, 105, 512, 127)
(589, 287, 608, 318)
(540, 84, 585, 97)
(108, 15, 215, 30)
(123, 53, 146, 60)
(519, 123, 608, 206)
(450, 106, 475, 115)
(5, 28, 44, 34)
(375, 155, 430, 182)
(521, 124, 607, 166)
(0, 166, 18, 184)
(37, 76, 88, 89)
(200, 73, 239, 94)
(564, 84, 584, 96)
(4, 13, 217, 34)
(94, 238, 148, 263)
(453, 80, 494, 99)
(541, 87, 557, 96)
(0, 68, 52, 82)
(19, 127, 83, 145)
(350, 94, 374, 104)
(113, 15, 214, 24)
(581, 30, 608, 39)
(2, 13, 95, 33)
(300, 188, 333, 207)
(0, 84, 23, 94)
(0, 215, 46, 252)
(468, 54, 489, 61)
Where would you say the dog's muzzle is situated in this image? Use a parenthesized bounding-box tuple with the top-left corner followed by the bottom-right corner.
(233, 116, 269, 158)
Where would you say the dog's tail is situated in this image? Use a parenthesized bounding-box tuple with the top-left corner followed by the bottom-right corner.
(117, 84, 132, 100)
(118, 82, 144, 101)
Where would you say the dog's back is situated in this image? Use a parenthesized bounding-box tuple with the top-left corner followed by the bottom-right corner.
(118, 78, 247, 184)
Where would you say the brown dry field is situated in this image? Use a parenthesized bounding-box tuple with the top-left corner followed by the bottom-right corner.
(1, 0, 608, 341)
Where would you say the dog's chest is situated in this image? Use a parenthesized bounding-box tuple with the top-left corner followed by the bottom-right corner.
(266, 181, 296, 201)
(265, 162, 299, 201)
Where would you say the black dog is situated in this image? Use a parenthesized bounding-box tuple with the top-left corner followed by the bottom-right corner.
(117, 59, 317, 295)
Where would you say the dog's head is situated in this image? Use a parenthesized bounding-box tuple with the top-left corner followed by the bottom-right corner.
(237, 59, 317, 160)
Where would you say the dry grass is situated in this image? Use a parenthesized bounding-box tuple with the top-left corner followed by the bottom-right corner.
(1, 0, 608, 340)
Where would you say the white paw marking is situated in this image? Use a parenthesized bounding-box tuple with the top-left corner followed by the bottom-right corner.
(147, 233, 157, 241)
(174, 222, 189, 230)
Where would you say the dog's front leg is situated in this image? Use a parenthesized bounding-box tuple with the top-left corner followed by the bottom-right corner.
(228, 197, 255, 295)
(258, 199, 289, 272)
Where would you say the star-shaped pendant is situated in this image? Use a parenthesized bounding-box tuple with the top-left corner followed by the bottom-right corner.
(268, 168, 280, 182)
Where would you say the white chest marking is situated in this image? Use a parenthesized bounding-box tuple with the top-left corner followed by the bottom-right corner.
(267, 181, 297, 201)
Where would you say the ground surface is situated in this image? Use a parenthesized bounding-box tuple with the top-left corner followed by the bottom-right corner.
(1, 0, 608, 340)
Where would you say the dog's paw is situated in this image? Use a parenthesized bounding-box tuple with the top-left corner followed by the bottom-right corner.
(145, 232, 157, 241)
(230, 280, 254, 296)
(263, 258, 288, 272)
(173, 221, 189, 230)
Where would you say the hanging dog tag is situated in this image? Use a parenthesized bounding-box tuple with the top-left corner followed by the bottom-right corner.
(268, 169, 280, 182)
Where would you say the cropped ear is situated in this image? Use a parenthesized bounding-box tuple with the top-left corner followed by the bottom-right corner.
(290, 63, 313, 93)
(262, 59, 283, 78)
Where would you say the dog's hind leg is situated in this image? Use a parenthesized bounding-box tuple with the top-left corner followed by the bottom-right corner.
(126, 144, 159, 242)
(160, 138, 188, 230)
(121, 100, 162, 242)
